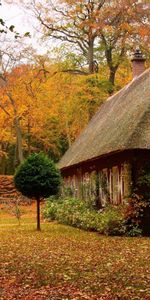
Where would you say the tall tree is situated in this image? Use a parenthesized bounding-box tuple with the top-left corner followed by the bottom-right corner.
(0, 69, 24, 165)
(30, 0, 150, 87)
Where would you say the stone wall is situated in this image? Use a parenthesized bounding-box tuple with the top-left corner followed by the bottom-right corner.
(0, 176, 30, 204)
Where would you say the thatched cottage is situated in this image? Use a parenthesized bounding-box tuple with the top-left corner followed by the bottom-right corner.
(58, 50, 150, 207)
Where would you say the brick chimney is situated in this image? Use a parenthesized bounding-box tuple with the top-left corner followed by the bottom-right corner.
(131, 49, 146, 78)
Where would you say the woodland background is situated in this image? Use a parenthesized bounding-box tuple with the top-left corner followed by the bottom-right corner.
(0, 0, 150, 174)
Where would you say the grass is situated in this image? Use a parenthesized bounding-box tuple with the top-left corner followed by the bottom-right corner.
(0, 202, 150, 300)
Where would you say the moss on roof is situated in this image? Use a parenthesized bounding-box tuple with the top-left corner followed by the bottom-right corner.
(58, 68, 150, 170)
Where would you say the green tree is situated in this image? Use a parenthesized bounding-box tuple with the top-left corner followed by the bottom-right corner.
(14, 152, 61, 230)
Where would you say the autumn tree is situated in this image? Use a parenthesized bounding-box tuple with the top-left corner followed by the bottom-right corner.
(0, 39, 36, 167)
(0, 57, 131, 174)
(0, 64, 25, 165)
(0, 45, 132, 175)
(28, 0, 149, 88)
(0, 109, 13, 173)
(14, 152, 61, 231)
(0, 49, 51, 168)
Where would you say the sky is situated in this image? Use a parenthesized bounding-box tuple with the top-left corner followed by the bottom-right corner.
(1, 2, 31, 33)
(0, 0, 47, 54)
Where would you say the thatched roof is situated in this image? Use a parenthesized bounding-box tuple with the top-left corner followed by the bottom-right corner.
(58, 68, 150, 170)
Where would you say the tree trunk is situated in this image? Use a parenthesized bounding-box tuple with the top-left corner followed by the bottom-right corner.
(27, 116, 31, 155)
(0, 143, 6, 174)
(36, 198, 41, 231)
(14, 116, 24, 164)
(105, 47, 118, 93)
(7, 93, 24, 164)
(107, 66, 118, 94)
(109, 66, 118, 88)
(88, 39, 94, 74)
(14, 142, 18, 169)
(0, 156, 6, 175)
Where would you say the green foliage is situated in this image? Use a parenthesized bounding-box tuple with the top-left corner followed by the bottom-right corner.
(44, 194, 150, 236)
(125, 225, 142, 237)
(14, 152, 61, 199)
(97, 206, 125, 236)
(136, 163, 150, 199)
(43, 196, 60, 220)
(43, 198, 125, 236)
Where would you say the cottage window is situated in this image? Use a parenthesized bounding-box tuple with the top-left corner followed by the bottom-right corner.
(122, 163, 131, 200)
(68, 175, 76, 197)
(108, 168, 112, 203)
(99, 169, 109, 207)
(82, 172, 91, 200)
(90, 171, 97, 201)
(74, 175, 79, 198)
(108, 165, 125, 205)
(120, 164, 124, 202)
(65, 177, 70, 187)
(113, 166, 120, 204)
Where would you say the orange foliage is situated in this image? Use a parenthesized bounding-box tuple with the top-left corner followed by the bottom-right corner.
(0, 56, 138, 169)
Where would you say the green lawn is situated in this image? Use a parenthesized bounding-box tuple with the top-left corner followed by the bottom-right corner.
(0, 204, 150, 300)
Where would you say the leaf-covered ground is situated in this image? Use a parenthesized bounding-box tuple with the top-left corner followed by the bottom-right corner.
(0, 203, 150, 300)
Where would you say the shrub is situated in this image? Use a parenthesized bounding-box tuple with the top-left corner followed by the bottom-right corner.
(125, 225, 142, 237)
(44, 194, 150, 236)
(14, 153, 61, 230)
(124, 193, 150, 236)
(43, 198, 125, 235)
(43, 197, 60, 221)
(99, 206, 125, 236)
